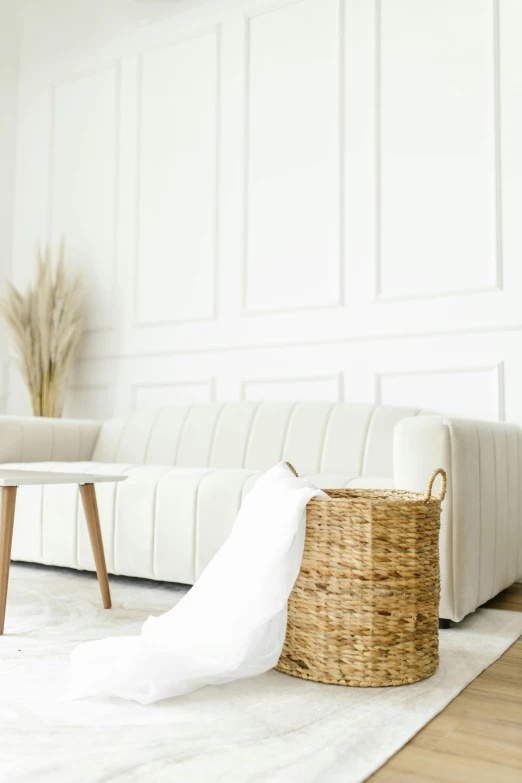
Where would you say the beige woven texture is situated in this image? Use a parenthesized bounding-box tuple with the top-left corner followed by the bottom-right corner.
(276, 466, 447, 687)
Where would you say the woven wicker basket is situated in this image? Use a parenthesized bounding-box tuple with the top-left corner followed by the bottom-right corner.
(276, 466, 447, 687)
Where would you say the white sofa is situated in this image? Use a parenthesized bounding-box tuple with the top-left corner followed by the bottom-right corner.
(1, 401, 521, 623)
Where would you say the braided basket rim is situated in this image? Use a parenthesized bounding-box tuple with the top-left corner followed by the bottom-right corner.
(309, 488, 443, 507)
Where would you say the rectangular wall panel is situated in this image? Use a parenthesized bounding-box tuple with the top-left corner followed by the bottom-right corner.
(378, 0, 498, 299)
(63, 386, 111, 420)
(499, 0, 522, 308)
(133, 380, 214, 411)
(377, 365, 503, 420)
(136, 30, 218, 325)
(242, 375, 342, 402)
(50, 63, 119, 331)
(244, 0, 342, 312)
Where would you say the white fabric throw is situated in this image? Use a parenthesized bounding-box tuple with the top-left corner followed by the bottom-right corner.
(69, 462, 327, 704)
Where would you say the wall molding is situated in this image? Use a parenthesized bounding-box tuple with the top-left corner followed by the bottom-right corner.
(240, 0, 345, 316)
(373, 0, 503, 303)
(240, 372, 344, 401)
(72, 321, 522, 363)
(375, 361, 505, 420)
(131, 378, 216, 412)
(132, 25, 221, 328)
(492, 0, 504, 293)
(47, 58, 121, 333)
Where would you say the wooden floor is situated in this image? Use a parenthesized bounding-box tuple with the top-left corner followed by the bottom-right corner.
(369, 583, 522, 783)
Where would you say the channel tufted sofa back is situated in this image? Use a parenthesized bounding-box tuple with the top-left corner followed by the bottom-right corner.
(91, 401, 425, 476)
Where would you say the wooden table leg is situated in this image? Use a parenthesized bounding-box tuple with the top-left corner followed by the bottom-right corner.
(0, 486, 17, 635)
(79, 483, 111, 609)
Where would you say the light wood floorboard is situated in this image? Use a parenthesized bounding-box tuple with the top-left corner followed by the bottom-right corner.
(368, 583, 522, 783)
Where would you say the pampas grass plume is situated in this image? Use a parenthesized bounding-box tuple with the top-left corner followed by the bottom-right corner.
(0, 238, 83, 417)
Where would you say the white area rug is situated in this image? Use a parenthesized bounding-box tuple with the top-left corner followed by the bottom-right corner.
(1, 564, 521, 783)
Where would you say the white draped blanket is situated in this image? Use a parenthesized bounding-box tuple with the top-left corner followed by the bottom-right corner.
(69, 462, 327, 704)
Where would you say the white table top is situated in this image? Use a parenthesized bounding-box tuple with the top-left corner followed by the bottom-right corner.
(0, 470, 128, 487)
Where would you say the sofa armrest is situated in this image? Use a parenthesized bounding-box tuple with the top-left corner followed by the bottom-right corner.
(394, 415, 522, 622)
(0, 415, 102, 463)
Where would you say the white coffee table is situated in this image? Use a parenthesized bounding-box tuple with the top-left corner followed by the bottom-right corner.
(0, 470, 127, 635)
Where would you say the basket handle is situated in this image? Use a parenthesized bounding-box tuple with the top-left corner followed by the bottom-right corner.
(285, 462, 298, 477)
(424, 468, 447, 502)
(288, 461, 447, 502)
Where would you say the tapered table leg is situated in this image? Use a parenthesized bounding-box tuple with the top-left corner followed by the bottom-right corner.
(79, 483, 111, 609)
(0, 486, 17, 635)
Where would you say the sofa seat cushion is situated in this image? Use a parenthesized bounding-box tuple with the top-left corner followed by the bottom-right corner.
(2, 462, 394, 584)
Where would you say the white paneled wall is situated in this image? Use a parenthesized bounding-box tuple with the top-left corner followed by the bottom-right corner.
(7, 0, 522, 425)
(242, 375, 343, 402)
(0, 0, 25, 413)
(137, 29, 218, 325)
(50, 63, 120, 331)
(377, 0, 500, 300)
(244, 0, 342, 313)
(133, 380, 215, 411)
(376, 365, 504, 421)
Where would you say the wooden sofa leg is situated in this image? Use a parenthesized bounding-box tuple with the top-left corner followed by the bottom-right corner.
(439, 618, 451, 629)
